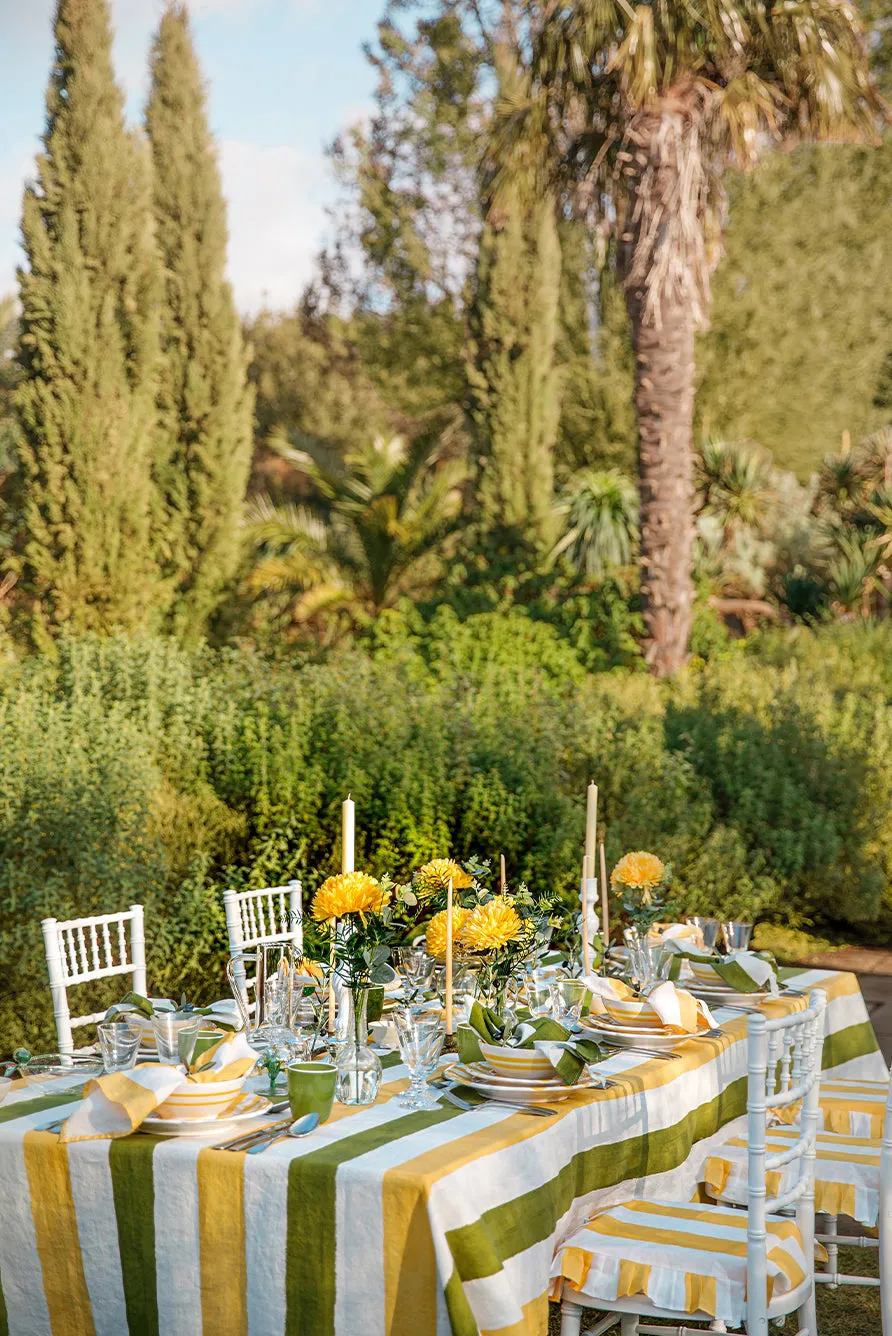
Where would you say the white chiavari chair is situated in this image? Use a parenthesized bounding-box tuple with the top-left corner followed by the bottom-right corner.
(41, 905, 147, 1054)
(553, 990, 826, 1336)
(222, 882, 303, 1017)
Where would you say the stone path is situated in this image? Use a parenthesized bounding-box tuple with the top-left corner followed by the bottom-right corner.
(804, 948, 892, 1064)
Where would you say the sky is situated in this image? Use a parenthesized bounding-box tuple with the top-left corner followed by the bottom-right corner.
(0, 0, 380, 314)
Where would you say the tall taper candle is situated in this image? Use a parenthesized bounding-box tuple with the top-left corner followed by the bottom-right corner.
(599, 839, 609, 946)
(342, 795, 355, 874)
(328, 935, 337, 1032)
(581, 855, 592, 976)
(585, 782, 598, 869)
(445, 877, 454, 1035)
(499, 853, 507, 893)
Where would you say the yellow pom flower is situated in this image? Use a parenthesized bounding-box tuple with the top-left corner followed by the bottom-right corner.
(611, 852, 665, 904)
(413, 858, 473, 900)
(425, 906, 470, 959)
(311, 871, 390, 924)
(460, 899, 524, 952)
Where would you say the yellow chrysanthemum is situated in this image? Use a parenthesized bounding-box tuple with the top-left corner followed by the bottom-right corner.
(413, 858, 473, 900)
(611, 852, 665, 904)
(460, 899, 524, 952)
(425, 906, 470, 960)
(311, 871, 390, 923)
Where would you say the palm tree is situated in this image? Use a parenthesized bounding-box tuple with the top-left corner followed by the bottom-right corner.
(495, 1, 883, 674)
(695, 438, 773, 543)
(551, 468, 638, 578)
(245, 412, 466, 631)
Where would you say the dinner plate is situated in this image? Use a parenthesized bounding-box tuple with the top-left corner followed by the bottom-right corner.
(687, 983, 768, 1006)
(580, 1017, 691, 1050)
(451, 1061, 598, 1092)
(443, 1063, 577, 1105)
(139, 1091, 271, 1137)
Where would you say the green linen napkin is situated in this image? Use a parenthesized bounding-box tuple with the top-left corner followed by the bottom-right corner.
(663, 942, 779, 994)
(456, 1002, 603, 1085)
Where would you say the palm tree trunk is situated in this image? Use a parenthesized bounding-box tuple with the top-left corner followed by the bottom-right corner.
(618, 101, 704, 677)
(625, 284, 696, 675)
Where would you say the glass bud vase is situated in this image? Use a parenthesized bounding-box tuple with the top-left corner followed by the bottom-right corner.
(334, 986, 382, 1106)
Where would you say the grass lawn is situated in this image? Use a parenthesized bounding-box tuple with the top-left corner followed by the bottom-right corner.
(546, 1246, 880, 1333)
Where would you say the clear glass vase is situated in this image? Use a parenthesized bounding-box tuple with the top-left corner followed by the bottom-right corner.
(334, 986, 382, 1106)
(624, 927, 660, 990)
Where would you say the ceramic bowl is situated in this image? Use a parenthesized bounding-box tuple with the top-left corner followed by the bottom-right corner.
(602, 995, 663, 1029)
(688, 959, 726, 986)
(154, 1075, 246, 1121)
(478, 1040, 556, 1082)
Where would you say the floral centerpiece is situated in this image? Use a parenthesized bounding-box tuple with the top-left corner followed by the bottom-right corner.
(611, 852, 672, 934)
(311, 870, 398, 1104)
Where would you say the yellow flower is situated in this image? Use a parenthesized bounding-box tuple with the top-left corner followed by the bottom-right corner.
(611, 852, 665, 901)
(413, 858, 473, 900)
(460, 898, 524, 952)
(311, 871, 390, 924)
(425, 906, 470, 959)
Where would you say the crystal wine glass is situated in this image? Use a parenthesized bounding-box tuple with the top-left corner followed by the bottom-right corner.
(394, 1010, 445, 1111)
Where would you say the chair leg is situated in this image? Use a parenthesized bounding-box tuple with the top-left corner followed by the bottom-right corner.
(620, 1317, 638, 1336)
(796, 1287, 818, 1336)
(560, 1299, 583, 1336)
(823, 1213, 839, 1284)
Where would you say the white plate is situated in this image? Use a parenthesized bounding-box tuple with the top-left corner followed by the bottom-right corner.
(452, 1061, 598, 1092)
(687, 984, 767, 1006)
(443, 1063, 575, 1104)
(580, 1018, 690, 1050)
(138, 1091, 271, 1137)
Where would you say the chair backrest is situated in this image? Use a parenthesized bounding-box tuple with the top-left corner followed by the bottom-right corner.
(41, 905, 147, 1055)
(880, 1062, 892, 1335)
(745, 989, 826, 1334)
(223, 882, 303, 1014)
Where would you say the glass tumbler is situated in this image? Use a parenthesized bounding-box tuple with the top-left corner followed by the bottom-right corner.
(550, 977, 589, 1025)
(721, 921, 754, 954)
(97, 1020, 142, 1073)
(151, 1013, 200, 1066)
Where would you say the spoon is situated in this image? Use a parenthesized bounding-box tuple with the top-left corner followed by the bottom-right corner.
(245, 1111, 320, 1154)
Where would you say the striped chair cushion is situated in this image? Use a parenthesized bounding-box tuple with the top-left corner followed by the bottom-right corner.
(704, 1127, 880, 1225)
(771, 1077, 889, 1140)
(551, 1199, 814, 1327)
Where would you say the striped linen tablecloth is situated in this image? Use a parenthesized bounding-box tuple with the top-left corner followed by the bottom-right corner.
(0, 966, 884, 1336)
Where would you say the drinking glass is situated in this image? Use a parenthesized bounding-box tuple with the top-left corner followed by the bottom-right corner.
(394, 1010, 445, 1111)
(395, 946, 436, 1002)
(525, 975, 555, 1019)
(685, 916, 721, 951)
(97, 1021, 141, 1073)
(550, 977, 589, 1025)
(721, 921, 753, 953)
(151, 1013, 200, 1066)
(263, 975, 290, 1027)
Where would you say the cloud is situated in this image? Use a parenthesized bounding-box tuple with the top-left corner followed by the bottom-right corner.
(218, 138, 332, 314)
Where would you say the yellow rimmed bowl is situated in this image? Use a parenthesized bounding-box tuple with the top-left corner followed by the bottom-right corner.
(478, 1041, 557, 1082)
(602, 995, 664, 1030)
(154, 1075, 246, 1121)
(687, 959, 726, 986)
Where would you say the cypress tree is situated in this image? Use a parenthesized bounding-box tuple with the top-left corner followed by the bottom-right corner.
(13, 0, 161, 644)
(467, 187, 562, 548)
(146, 2, 253, 640)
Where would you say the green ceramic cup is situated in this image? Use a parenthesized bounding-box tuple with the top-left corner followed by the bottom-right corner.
(287, 1061, 337, 1124)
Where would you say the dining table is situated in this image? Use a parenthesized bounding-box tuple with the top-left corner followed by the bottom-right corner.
(0, 964, 885, 1336)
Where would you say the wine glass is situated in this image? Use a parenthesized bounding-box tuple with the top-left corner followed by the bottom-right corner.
(395, 946, 436, 1003)
(394, 1010, 445, 1111)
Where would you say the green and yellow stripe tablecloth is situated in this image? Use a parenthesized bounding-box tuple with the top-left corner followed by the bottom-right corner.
(0, 967, 884, 1336)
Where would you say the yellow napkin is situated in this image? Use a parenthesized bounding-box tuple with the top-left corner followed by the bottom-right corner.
(582, 976, 638, 1016)
(644, 980, 716, 1034)
(647, 922, 705, 950)
(60, 1031, 257, 1141)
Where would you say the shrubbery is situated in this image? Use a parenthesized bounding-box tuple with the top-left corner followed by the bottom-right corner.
(3, 618, 892, 1052)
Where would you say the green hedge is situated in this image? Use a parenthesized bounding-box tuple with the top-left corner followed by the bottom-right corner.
(2, 617, 891, 1053)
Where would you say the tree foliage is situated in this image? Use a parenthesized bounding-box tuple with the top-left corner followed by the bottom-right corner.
(11, 0, 161, 645)
(146, 3, 254, 640)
